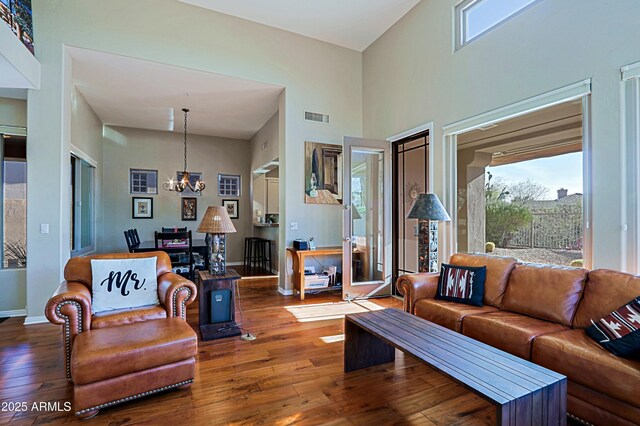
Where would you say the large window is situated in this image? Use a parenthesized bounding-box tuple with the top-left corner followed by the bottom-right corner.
(70, 155, 95, 256)
(455, 0, 541, 50)
(2, 132, 27, 268)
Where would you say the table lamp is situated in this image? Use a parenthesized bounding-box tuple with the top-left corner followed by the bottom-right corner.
(197, 206, 237, 274)
(407, 193, 451, 273)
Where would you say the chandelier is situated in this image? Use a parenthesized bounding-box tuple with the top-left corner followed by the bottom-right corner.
(163, 108, 205, 193)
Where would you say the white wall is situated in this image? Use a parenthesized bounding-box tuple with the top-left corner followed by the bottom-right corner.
(26, 0, 362, 319)
(102, 126, 252, 263)
(0, 97, 27, 314)
(363, 0, 640, 270)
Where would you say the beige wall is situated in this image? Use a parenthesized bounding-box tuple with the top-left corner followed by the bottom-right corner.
(0, 96, 26, 313)
(363, 0, 640, 270)
(26, 0, 362, 318)
(250, 111, 279, 172)
(102, 126, 252, 263)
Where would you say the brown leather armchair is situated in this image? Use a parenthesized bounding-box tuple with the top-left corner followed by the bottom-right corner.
(45, 251, 197, 382)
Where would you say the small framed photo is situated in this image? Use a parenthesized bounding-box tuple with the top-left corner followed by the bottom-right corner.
(222, 199, 239, 219)
(181, 197, 197, 221)
(132, 197, 153, 219)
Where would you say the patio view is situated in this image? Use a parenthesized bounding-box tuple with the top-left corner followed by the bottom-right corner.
(485, 151, 583, 266)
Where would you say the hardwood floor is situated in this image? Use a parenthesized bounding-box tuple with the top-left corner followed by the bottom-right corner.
(0, 278, 496, 425)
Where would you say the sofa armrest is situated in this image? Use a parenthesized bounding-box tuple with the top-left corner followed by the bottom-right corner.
(44, 281, 92, 381)
(396, 272, 440, 314)
(158, 272, 197, 320)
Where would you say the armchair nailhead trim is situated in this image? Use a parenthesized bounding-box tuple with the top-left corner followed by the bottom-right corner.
(54, 300, 83, 381)
(172, 286, 192, 320)
(75, 379, 193, 416)
(567, 413, 593, 426)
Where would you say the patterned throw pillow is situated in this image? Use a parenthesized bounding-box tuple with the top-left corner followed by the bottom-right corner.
(585, 296, 640, 357)
(436, 264, 486, 307)
(91, 257, 160, 314)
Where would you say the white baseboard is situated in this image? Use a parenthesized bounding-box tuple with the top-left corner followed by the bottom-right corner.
(278, 287, 293, 296)
(0, 309, 26, 317)
(23, 315, 48, 325)
(227, 261, 242, 266)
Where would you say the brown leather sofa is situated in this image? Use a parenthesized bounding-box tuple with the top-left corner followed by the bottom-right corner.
(397, 253, 640, 426)
(45, 251, 197, 381)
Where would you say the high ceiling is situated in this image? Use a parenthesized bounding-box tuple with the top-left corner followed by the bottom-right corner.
(69, 47, 283, 140)
(178, 0, 421, 52)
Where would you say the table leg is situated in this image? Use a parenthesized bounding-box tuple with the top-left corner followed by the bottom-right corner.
(344, 319, 395, 372)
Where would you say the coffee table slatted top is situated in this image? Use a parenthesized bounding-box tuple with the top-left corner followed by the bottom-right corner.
(345, 308, 566, 406)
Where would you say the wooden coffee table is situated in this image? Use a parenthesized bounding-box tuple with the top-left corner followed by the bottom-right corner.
(345, 308, 567, 426)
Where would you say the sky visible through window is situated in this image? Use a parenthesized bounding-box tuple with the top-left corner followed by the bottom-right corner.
(487, 152, 582, 200)
(466, 0, 538, 41)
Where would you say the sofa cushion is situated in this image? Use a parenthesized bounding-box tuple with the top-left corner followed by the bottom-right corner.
(462, 311, 568, 360)
(64, 251, 173, 288)
(71, 317, 197, 385)
(90, 257, 160, 314)
(91, 304, 167, 329)
(532, 329, 640, 407)
(500, 263, 587, 327)
(449, 253, 517, 307)
(585, 296, 640, 357)
(414, 299, 498, 332)
(435, 264, 485, 306)
(574, 269, 640, 329)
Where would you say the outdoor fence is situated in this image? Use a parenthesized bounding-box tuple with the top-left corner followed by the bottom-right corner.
(509, 211, 583, 250)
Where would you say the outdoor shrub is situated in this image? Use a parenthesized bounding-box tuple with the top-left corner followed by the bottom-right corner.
(570, 259, 583, 267)
(485, 242, 495, 253)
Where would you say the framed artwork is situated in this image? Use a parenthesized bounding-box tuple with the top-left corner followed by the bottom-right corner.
(222, 199, 239, 219)
(176, 171, 203, 196)
(132, 197, 153, 219)
(218, 174, 241, 197)
(304, 141, 343, 204)
(181, 197, 197, 221)
(130, 169, 158, 194)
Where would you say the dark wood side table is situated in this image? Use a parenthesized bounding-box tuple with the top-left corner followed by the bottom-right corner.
(198, 269, 242, 341)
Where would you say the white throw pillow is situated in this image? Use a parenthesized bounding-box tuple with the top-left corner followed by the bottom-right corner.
(91, 257, 160, 314)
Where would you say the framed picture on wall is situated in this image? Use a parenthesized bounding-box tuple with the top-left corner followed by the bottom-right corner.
(304, 141, 343, 204)
(132, 197, 153, 219)
(181, 197, 197, 221)
(222, 199, 239, 219)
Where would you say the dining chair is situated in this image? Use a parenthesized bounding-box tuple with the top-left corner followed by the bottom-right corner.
(130, 228, 141, 246)
(124, 230, 135, 252)
(154, 230, 194, 280)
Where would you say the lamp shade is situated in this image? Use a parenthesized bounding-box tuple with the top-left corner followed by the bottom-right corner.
(197, 206, 237, 234)
(407, 193, 451, 221)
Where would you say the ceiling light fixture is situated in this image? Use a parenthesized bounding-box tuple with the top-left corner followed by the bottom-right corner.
(163, 108, 205, 193)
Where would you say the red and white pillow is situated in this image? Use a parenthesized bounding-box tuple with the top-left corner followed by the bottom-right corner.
(586, 296, 640, 357)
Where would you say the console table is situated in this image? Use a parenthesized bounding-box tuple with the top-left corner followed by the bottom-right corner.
(287, 246, 342, 300)
(198, 270, 241, 341)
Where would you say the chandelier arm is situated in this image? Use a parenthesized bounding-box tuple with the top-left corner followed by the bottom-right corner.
(183, 109, 188, 172)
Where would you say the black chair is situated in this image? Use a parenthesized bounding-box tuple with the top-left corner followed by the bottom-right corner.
(124, 230, 135, 252)
(244, 237, 272, 272)
(162, 227, 187, 233)
(130, 228, 140, 246)
(155, 230, 194, 280)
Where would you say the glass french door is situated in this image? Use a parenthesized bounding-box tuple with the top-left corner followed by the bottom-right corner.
(342, 137, 392, 300)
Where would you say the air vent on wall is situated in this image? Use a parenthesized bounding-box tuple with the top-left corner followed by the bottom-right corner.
(305, 111, 330, 124)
